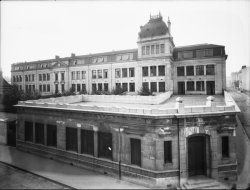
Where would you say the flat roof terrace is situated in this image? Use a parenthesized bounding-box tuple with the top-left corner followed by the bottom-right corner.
(16, 91, 240, 117)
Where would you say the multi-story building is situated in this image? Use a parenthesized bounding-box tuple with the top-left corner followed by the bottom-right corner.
(230, 65, 250, 91)
(11, 13, 227, 96)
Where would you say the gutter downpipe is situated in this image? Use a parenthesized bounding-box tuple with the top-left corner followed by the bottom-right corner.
(176, 115, 181, 188)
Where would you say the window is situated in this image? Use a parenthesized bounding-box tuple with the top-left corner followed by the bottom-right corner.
(43, 84, 46, 92)
(142, 67, 148, 77)
(98, 70, 102, 79)
(122, 68, 127, 78)
(151, 45, 155, 54)
(146, 46, 150, 55)
(186, 66, 194, 76)
(156, 44, 159, 54)
(13, 76, 16, 82)
(143, 82, 149, 89)
(82, 71, 86, 79)
(196, 65, 204, 75)
(98, 132, 112, 160)
(47, 84, 50, 92)
(39, 74, 42, 81)
(196, 50, 204, 58)
(32, 74, 35, 81)
(72, 71, 76, 80)
(104, 83, 109, 92)
(82, 84, 86, 92)
(142, 46, 145, 55)
(150, 66, 156, 76)
(92, 70, 97, 79)
(66, 127, 78, 152)
(116, 83, 121, 89)
(177, 67, 185, 76)
(98, 83, 102, 91)
(122, 83, 128, 92)
(55, 84, 59, 93)
(38, 85, 42, 92)
(183, 51, 193, 59)
(130, 138, 141, 166)
(47, 73, 50, 81)
(92, 83, 97, 92)
(32, 85, 35, 92)
(55, 73, 58, 81)
(103, 69, 108, 79)
(81, 129, 94, 155)
(25, 85, 28, 92)
(196, 81, 205, 91)
(77, 84, 81, 92)
(43, 74, 46, 81)
(61, 72, 65, 81)
(164, 141, 172, 163)
(61, 84, 65, 92)
(158, 65, 165, 76)
(115, 68, 121, 78)
(28, 75, 31, 82)
(187, 81, 195, 91)
(20, 76, 22, 82)
(177, 52, 183, 59)
(129, 83, 135, 92)
(25, 121, 33, 142)
(160, 44, 165, 53)
(71, 84, 75, 92)
(222, 136, 229, 158)
(206, 65, 215, 75)
(47, 124, 57, 147)
(76, 71, 80, 80)
(129, 68, 135, 77)
(151, 82, 157, 92)
(35, 123, 44, 145)
(159, 82, 165, 92)
(205, 49, 213, 57)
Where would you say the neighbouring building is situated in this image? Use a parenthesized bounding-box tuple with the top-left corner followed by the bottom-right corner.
(230, 65, 250, 91)
(11, 13, 227, 96)
(12, 14, 239, 188)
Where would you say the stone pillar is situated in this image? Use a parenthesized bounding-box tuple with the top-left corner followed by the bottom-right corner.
(93, 126, 98, 157)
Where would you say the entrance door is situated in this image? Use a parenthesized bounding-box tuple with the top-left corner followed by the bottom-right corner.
(7, 121, 16, 147)
(206, 81, 215, 95)
(178, 82, 185, 95)
(131, 138, 141, 166)
(188, 135, 206, 176)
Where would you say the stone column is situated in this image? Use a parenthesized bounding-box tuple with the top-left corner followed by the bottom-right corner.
(93, 126, 98, 157)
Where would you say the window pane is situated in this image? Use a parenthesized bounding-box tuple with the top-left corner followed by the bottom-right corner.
(160, 44, 165, 53)
(103, 70, 108, 79)
(104, 83, 109, 92)
(206, 65, 215, 75)
(151, 82, 157, 92)
(98, 70, 102, 79)
(92, 70, 96, 79)
(130, 138, 141, 166)
(205, 49, 213, 57)
(158, 65, 165, 76)
(98, 83, 102, 91)
(159, 82, 165, 92)
(77, 71, 80, 80)
(177, 67, 185, 76)
(122, 68, 127, 78)
(47, 124, 57, 147)
(115, 69, 121, 78)
(77, 84, 81, 92)
(150, 66, 156, 76)
(122, 83, 128, 92)
(183, 51, 193, 59)
(142, 46, 145, 55)
(129, 68, 135, 77)
(146, 46, 150, 55)
(81, 129, 94, 155)
(129, 83, 135, 92)
(151, 45, 155, 54)
(187, 81, 195, 91)
(92, 84, 97, 92)
(196, 81, 205, 91)
(186, 66, 194, 76)
(222, 136, 229, 158)
(142, 67, 148, 77)
(98, 132, 112, 160)
(156, 45, 159, 54)
(66, 127, 78, 152)
(196, 65, 204, 75)
(164, 141, 172, 163)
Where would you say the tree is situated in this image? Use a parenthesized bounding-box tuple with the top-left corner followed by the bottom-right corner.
(138, 85, 152, 96)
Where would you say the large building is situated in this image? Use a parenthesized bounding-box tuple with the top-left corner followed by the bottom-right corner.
(11, 13, 227, 96)
(11, 14, 239, 188)
(230, 65, 250, 91)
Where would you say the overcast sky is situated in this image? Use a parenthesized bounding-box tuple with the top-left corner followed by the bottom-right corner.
(1, 0, 250, 78)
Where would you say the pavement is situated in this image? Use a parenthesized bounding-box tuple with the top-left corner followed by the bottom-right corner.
(0, 144, 147, 189)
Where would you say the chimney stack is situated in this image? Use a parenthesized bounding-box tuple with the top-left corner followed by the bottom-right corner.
(167, 17, 171, 34)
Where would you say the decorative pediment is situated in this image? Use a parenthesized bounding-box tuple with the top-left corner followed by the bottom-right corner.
(52, 61, 68, 68)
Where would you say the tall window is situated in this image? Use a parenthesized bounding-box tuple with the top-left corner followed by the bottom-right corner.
(130, 138, 141, 166)
(158, 65, 165, 76)
(129, 68, 135, 77)
(156, 44, 159, 54)
(25, 121, 33, 142)
(205, 49, 213, 57)
(129, 83, 135, 92)
(98, 83, 102, 91)
(43, 84, 46, 92)
(61, 84, 65, 92)
(187, 81, 195, 91)
(82, 84, 86, 92)
(39, 85, 42, 92)
(142, 67, 148, 77)
(151, 82, 157, 92)
(82, 71, 86, 79)
(47, 73, 50, 81)
(196, 65, 204, 75)
(206, 65, 215, 75)
(55, 73, 58, 81)
(43, 74, 46, 81)
(196, 81, 205, 91)
(183, 51, 193, 59)
(186, 66, 194, 76)
(143, 82, 149, 89)
(61, 72, 65, 81)
(81, 129, 94, 155)
(159, 82, 165, 92)
(98, 132, 112, 160)
(32, 74, 35, 81)
(47, 124, 57, 147)
(92, 70, 97, 79)
(35, 123, 44, 145)
(39, 74, 42, 81)
(47, 84, 50, 92)
(122, 68, 127, 78)
(164, 141, 172, 163)
(150, 66, 156, 76)
(103, 70, 108, 79)
(76, 71, 80, 80)
(222, 136, 229, 158)
(196, 50, 204, 58)
(115, 68, 121, 78)
(142, 46, 145, 55)
(122, 83, 128, 92)
(104, 83, 109, 92)
(66, 127, 78, 152)
(71, 84, 76, 92)
(92, 83, 97, 92)
(151, 45, 155, 54)
(77, 84, 81, 92)
(177, 67, 185, 76)
(146, 46, 150, 55)
(55, 84, 59, 93)
(160, 44, 165, 53)
(98, 70, 102, 79)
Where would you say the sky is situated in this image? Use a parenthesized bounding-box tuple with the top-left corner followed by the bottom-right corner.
(1, 0, 250, 78)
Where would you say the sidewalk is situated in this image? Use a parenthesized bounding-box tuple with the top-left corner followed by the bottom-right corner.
(0, 144, 147, 189)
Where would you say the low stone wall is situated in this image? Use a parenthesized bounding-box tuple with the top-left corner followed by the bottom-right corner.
(224, 91, 241, 112)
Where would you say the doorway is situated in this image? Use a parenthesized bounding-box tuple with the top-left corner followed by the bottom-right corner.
(188, 135, 207, 176)
(7, 121, 16, 147)
(178, 82, 185, 95)
(206, 81, 215, 95)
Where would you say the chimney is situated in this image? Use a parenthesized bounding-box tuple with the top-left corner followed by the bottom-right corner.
(55, 55, 60, 59)
(167, 17, 171, 34)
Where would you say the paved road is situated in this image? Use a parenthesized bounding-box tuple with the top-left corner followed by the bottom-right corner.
(0, 162, 68, 189)
(229, 90, 250, 188)
(0, 145, 147, 189)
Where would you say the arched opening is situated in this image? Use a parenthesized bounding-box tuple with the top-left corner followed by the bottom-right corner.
(188, 134, 210, 177)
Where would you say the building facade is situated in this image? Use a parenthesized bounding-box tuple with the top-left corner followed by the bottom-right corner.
(230, 65, 250, 91)
(11, 14, 227, 96)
